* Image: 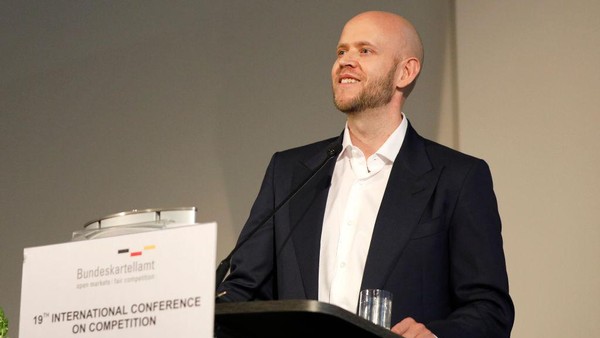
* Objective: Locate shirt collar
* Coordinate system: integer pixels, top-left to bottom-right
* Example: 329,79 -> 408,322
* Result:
340,112 -> 408,163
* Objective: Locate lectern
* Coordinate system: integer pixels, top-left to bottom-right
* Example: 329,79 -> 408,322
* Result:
215,300 -> 401,338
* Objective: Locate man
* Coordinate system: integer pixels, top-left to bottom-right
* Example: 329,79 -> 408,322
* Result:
217,11 -> 514,338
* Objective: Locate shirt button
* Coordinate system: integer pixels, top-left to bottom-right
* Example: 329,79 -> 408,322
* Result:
340,262 -> 346,268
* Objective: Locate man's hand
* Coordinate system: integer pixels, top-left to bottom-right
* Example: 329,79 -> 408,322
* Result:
391,317 -> 436,338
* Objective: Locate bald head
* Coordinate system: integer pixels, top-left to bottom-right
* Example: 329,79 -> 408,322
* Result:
332,11 -> 424,113
344,11 -> 424,64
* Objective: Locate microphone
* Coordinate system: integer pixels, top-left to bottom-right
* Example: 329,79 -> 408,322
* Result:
215,139 -> 342,291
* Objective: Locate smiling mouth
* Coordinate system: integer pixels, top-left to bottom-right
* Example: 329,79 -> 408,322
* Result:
340,78 -> 359,84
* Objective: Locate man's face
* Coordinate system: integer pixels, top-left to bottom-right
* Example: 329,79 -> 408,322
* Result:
331,17 -> 401,114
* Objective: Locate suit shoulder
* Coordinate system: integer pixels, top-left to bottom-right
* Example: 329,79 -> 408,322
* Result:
275,136 -> 338,160
420,138 -> 497,192
423,138 -> 488,169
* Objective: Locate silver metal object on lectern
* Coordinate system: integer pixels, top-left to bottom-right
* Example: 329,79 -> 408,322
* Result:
72,207 -> 197,241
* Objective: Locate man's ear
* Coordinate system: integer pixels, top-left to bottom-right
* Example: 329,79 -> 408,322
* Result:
396,57 -> 421,89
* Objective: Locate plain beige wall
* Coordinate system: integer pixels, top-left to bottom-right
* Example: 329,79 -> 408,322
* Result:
0,2 -> 455,337
456,0 -> 600,336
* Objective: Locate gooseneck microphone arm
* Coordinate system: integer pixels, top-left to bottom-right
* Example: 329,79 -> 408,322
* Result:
215,140 -> 342,291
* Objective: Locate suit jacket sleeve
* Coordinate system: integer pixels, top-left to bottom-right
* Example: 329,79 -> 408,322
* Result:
216,153 -> 279,302
427,159 -> 514,338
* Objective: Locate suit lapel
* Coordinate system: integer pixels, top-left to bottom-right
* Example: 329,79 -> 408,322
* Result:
361,123 -> 443,289
290,136 -> 341,299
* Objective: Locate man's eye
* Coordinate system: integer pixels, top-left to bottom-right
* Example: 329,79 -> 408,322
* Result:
360,48 -> 371,54
337,50 -> 346,56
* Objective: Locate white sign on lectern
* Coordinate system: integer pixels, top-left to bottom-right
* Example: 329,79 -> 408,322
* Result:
19,222 -> 217,338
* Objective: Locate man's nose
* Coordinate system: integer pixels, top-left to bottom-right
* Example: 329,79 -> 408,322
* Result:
338,51 -> 358,68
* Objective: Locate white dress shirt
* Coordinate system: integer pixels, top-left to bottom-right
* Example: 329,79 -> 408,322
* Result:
318,114 -> 408,313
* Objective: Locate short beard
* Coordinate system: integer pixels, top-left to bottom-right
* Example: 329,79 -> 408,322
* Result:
333,64 -> 397,114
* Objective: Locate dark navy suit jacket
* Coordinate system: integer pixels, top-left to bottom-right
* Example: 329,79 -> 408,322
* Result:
217,122 -> 515,338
